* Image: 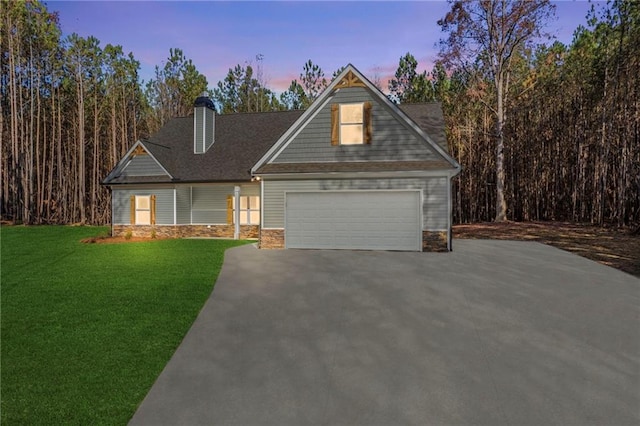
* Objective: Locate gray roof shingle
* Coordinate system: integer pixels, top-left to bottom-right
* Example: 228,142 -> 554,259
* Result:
256,160 -> 454,174
105,103 -> 449,185
398,102 -> 448,152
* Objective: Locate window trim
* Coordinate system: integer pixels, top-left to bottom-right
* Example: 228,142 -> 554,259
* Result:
130,194 -> 155,225
339,102 -> 364,145
331,101 -> 372,146
232,195 -> 260,225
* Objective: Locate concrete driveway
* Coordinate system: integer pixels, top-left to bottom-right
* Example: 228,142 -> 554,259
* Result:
130,240 -> 640,426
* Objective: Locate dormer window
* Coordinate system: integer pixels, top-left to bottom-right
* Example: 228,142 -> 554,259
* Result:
340,103 -> 364,144
331,101 -> 372,146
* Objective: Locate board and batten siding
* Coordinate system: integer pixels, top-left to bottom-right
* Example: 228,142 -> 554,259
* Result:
263,178 -> 448,231
273,87 -> 439,163
112,187 -> 174,225
120,155 -> 167,177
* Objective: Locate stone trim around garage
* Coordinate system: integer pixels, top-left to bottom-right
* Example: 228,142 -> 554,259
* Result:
422,230 -> 449,252
259,229 -> 285,249
112,224 -> 259,240
260,229 -> 450,252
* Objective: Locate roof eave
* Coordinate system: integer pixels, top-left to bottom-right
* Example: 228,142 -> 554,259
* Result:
254,169 -> 456,180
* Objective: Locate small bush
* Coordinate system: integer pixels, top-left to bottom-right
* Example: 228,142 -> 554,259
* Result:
150,229 -> 157,239
124,230 -> 132,240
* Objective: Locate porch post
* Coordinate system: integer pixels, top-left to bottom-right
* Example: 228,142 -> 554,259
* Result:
234,186 -> 240,240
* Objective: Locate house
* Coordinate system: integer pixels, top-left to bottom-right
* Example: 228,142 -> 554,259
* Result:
103,64 -> 461,251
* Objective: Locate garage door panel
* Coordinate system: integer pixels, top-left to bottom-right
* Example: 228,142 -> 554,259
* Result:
285,191 -> 420,251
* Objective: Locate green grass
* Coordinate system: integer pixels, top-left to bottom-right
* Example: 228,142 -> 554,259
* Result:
1,226 -> 249,425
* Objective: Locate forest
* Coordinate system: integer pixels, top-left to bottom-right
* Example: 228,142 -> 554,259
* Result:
1,0 -> 638,227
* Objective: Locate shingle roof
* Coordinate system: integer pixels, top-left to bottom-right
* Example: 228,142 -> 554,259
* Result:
105,110 -> 304,184
256,160 -> 454,174
104,102 -> 450,185
398,103 -> 448,152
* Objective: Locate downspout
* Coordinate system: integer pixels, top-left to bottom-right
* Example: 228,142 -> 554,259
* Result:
448,177 -> 452,251
110,186 -> 114,236
234,185 -> 240,240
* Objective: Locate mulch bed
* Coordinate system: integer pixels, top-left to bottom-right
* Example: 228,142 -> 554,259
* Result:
454,221 -> 640,278
80,235 -> 167,244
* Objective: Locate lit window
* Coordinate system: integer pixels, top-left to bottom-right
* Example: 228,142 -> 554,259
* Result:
233,196 -> 260,225
331,102 -> 371,146
340,103 -> 364,145
135,195 -> 151,225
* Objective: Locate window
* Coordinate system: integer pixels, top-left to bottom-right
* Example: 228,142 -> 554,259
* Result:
232,196 -> 260,225
130,195 -> 155,225
340,103 -> 364,144
331,101 -> 372,146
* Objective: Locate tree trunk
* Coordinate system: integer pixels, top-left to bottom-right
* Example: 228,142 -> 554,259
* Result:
495,79 -> 507,221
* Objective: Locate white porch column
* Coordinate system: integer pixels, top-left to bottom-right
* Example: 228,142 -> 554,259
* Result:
234,186 -> 241,240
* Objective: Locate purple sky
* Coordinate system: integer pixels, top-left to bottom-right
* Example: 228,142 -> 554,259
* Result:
49,1 -> 600,93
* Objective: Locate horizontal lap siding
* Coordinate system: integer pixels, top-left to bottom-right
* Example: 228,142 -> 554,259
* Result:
263,178 -> 448,230
121,155 -> 167,176
176,186 -> 191,224
192,186 -> 232,224
423,178 -> 448,230
112,187 -> 174,225
191,183 -> 259,224
273,87 -> 438,163
240,184 -> 260,197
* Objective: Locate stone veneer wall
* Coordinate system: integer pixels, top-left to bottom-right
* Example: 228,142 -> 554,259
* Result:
112,225 -> 259,240
259,229 -> 285,249
259,229 -> 449,251
422,230 -> 449,252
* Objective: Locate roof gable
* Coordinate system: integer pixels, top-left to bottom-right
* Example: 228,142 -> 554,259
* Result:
103,141 -> 172,184
104,110 -> 304,185
270,86 -> 442,164
252,64 -> 460,174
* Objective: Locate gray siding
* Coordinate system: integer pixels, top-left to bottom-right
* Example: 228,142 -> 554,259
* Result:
191,185 -> 233,224
121,155 -> 167,176
194,107 -> 215,154
263,177 -> 448,231
112,187 -> 174,225
240,183 -> 260,197
112,183 -> 260,225
273,87 -> 438,163
190,183 -> 259,224
194,108 -> 203,153
176,185 -> 191,224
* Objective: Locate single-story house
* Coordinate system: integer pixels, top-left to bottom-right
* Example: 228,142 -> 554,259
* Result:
103,64 -> 461,251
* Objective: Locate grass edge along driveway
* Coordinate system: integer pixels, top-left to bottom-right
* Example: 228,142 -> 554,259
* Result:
1,226 -> 249,425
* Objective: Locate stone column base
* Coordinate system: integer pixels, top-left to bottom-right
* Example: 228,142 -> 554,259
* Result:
422,230 -> 449,252
260,229 -> 284,249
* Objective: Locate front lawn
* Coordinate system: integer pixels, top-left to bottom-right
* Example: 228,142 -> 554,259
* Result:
1,226 -> 248,425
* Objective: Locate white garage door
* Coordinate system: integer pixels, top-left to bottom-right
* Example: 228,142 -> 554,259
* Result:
285,191 -> 421,251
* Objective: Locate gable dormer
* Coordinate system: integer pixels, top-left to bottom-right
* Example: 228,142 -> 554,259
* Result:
252,64 -> 461,175
194,93 -> 215,154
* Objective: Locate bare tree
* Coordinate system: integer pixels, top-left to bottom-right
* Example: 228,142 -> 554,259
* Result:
438,0 -> 555,221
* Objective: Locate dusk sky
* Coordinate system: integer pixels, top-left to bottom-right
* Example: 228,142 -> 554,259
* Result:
49,1 -> 600,93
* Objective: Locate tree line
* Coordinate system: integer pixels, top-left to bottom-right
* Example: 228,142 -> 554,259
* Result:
437,0 -> 639,226
1,0 -> 638,227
